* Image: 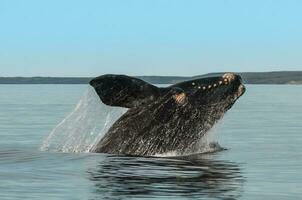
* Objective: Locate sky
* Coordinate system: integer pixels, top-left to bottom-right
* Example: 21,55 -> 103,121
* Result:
0,0 -> 302,77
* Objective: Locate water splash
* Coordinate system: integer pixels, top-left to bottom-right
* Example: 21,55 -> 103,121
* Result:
154,129 -> 222,157
41,85 -> 226,155
196,123 -> 222,153
154,121 -> 224,157
40,86 -> 127,153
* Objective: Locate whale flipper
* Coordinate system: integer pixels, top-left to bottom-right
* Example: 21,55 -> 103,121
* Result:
89,74 -> 161,108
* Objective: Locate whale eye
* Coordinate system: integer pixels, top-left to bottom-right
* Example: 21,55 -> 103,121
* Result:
219,81 -> 223,85
208,85 -> 212,89
213,83 -> 217,87
173,92 -> 186,105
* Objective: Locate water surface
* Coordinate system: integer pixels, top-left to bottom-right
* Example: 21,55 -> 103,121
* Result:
0,85 -> 301,199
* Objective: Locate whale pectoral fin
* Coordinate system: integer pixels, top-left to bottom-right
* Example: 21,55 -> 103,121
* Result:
89,74 -> 160,108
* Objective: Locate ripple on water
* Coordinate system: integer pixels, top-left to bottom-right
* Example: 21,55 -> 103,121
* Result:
87,154 -> 245,200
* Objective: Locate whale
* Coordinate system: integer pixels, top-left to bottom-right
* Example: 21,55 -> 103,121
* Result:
89,73 -> 245,156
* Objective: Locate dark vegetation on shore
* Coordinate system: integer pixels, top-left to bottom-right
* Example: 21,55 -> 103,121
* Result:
0,71 -> 302,84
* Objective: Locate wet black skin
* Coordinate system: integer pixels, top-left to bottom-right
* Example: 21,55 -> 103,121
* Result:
89,73 -> 245,156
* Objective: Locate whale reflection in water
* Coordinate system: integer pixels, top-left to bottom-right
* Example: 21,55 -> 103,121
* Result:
87,154 -> 244,200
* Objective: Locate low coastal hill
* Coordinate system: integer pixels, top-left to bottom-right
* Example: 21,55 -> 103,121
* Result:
0,71 -> 302,84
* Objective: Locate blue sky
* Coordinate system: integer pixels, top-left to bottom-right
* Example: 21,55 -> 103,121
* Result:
0,0 -> 301,76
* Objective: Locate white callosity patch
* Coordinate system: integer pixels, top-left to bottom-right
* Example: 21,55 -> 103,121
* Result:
222,73 -> 236,82
40,86 -> 127,153
194,73 -> 236,92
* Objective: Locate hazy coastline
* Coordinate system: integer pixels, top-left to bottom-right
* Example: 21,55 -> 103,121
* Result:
1,71 -> 302,84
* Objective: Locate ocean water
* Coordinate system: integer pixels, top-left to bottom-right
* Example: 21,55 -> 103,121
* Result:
0,84 -> 301,200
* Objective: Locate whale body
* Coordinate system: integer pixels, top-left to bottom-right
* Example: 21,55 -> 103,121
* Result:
89,73 -> 245,156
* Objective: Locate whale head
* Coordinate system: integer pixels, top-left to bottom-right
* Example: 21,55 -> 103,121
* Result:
171,73 -> 245,112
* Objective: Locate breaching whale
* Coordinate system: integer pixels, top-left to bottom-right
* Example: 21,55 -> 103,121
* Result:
89,73 -> 245,156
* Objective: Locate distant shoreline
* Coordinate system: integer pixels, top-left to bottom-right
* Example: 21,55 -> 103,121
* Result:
1,71 -> 302,84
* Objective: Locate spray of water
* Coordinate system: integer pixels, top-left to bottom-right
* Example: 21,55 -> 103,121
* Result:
40,86 -> 127,153
154,120 -> 225,157
41,85 -> 225,156
195,122 -> 224,153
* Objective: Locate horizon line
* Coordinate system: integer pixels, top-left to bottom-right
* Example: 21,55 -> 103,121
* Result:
1,70 -> 302,78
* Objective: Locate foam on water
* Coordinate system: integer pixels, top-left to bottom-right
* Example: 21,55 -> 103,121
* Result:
40,86 -> 127,153
154,126 -> 223,157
